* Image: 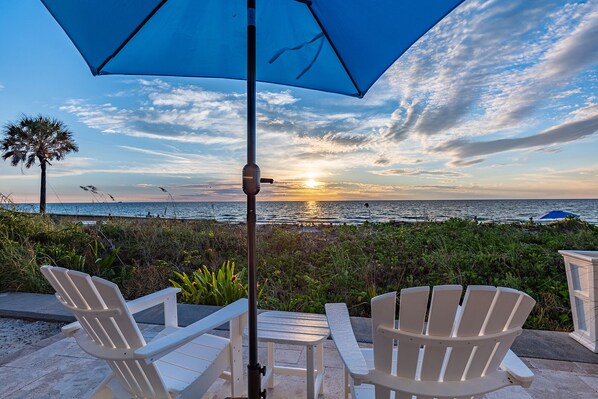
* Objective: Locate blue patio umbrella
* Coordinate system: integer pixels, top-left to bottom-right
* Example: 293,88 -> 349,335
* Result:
40,1 -> 464,396
539,210 -> 579,220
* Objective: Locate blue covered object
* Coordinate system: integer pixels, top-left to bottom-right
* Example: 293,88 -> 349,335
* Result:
539,210 -> 579,220
41,0 -> 463,97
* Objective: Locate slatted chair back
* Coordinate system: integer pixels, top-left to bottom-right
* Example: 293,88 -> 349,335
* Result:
41,266 -> 171,399
371,285 -> 535,399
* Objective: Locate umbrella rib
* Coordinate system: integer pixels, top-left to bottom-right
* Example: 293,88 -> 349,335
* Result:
96,0 -> 169,74
303,4 -> 362,97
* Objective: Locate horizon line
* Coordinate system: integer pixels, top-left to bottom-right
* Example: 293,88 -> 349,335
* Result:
7,197 -> 598,205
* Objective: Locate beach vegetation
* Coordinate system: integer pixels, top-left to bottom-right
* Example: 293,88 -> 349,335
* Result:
1,115 -> 78,213
170,260 -> 251,306
1,207 -> 598,331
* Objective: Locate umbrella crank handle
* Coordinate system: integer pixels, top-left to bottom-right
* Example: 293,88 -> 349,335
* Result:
242,164 -> 273,195
243,164 -> 261,195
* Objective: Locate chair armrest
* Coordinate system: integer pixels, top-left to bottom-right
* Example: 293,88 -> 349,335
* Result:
325,303 -> 369,377
501,349 -> 534,388
126,287 -> 181,314
135,298 -> 248,362
62,321 -> 81,336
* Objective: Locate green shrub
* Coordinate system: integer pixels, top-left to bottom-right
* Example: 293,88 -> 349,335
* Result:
170,260 -> 251,306
2,207 -> 598,332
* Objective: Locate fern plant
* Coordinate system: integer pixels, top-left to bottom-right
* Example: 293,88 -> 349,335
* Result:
171,260 -> 259,306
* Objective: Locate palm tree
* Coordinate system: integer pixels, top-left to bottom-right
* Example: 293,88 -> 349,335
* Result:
1,115 -> 78,213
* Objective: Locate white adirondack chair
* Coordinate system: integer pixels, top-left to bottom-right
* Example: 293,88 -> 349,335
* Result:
326,285 -> 536,399
40,265 -> 247,399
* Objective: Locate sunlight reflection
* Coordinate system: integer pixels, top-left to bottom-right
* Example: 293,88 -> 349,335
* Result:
304,200 -> 323,221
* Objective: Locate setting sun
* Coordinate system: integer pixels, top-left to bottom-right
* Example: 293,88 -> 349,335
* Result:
304,179 -> 320,189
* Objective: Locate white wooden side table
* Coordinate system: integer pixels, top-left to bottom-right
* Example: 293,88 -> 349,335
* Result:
252,311 -> 330,399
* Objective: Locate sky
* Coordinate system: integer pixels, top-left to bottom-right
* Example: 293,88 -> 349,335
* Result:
0,0 -> 597,203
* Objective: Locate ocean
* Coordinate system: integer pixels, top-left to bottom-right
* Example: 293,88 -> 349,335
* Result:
8,199 -> 598,225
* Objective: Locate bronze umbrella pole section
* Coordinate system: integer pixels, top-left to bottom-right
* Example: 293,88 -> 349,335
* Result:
242,1 -> 274,397
242,0 -> 264,398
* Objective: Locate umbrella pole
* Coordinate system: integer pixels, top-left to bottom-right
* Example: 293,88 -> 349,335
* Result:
244,1 -> 264,398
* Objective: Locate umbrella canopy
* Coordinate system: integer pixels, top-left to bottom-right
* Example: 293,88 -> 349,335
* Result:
539,210 -> 579,220
42,0 -> 462,97
40,1 -> 465,397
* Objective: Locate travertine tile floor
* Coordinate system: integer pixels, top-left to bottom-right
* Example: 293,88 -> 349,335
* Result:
0,323 -> 597,398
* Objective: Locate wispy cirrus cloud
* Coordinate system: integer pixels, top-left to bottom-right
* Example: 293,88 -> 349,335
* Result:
369,168 -> 466,178
114,145 -> 240,177
118,145 -> 190,160
0,157 -> 95,179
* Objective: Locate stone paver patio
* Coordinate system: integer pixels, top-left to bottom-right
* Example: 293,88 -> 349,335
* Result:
0,322 -> 597,399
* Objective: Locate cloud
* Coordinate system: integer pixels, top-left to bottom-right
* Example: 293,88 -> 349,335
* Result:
380,104 -> 419,142
119,145 -> 189,160
61,80 -> 375,159
148,88 -> 226,107
534,147 -> 561,154
104,148 -> 240,177
258,91 -> 299,106
375,0 -> 598,160
370,168 -> 466,178
449,158 -> 485,167
537,7 -> 598,79
553,89 -> 582,99
53,2 -> 598,196
487,6 -> 598,127
436,112 -> 598,160
60,83 -> 248,147
0,156 -> 95,179
135,183 -> 160,188
59,78 -> 392,187
62,99 -> 243,145
407,185 -> 460,191
509,165 -> 598,196
291,132 -> 372,155
374,157 -> 390,166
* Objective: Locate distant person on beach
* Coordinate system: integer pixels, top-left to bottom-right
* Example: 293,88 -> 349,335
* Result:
146,212 -> 152,218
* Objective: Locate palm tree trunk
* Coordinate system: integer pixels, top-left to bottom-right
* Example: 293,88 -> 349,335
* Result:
40,161 -> 47,214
